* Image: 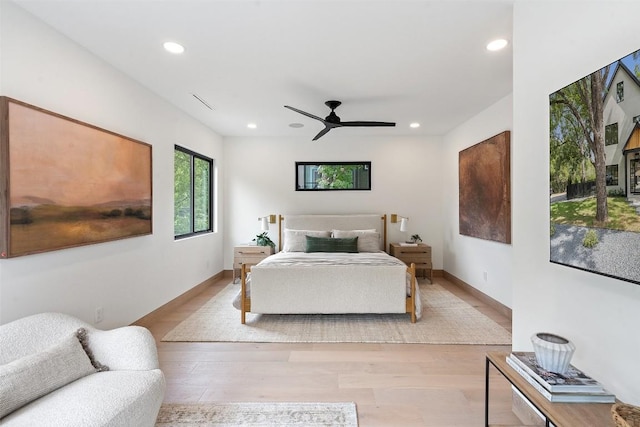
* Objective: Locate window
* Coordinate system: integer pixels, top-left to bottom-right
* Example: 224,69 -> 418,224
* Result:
174,145 -> 213,238
605,123 -> 618,146
295,161 -> 371,191
606,165 -> 619,186
616,81 -> 624,102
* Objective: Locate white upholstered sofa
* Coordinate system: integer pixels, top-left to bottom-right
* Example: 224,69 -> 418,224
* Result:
0,312 -> 165,426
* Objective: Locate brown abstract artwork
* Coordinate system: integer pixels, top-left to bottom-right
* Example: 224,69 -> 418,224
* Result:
0,97 -> 152,258
459,131 -> 511,244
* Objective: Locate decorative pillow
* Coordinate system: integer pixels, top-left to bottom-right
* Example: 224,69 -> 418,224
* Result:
0,334 -> 97,418
75,328 -> 109,372
332,229 -> 381,252
282,229 -> 331,252
305,235 -> 358,253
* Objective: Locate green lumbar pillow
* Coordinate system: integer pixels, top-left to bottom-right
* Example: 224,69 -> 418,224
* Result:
305,235 -> 358,253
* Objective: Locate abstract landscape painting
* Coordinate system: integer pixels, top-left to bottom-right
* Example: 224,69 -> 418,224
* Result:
0,97 -> 152,258
459,131 -> 511,244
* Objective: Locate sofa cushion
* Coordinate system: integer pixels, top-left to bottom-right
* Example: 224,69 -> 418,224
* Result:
0,370 -> 166,427
0,334 -> 96,418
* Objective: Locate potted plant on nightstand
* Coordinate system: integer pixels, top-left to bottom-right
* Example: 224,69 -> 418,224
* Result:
253,232 -> 275,250
410,234 -> 422,244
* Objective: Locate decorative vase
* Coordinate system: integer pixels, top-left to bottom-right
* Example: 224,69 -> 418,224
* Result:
530,332 -> 576,374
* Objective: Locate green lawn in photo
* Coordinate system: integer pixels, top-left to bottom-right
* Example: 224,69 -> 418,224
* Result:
550,197 -> 640,233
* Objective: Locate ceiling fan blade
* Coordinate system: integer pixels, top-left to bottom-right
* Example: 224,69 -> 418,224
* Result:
312,126 -> 333,141
284,105 -> 326,123
340,121 -> 396,127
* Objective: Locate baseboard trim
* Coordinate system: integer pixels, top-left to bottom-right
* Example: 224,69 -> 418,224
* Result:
443,271 -> 512,321
133,271 -> 225,325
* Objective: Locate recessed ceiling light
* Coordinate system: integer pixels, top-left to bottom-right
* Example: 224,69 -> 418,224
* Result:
486,39 -> 508,51
247,123 -> 257,129
163,41 -> 185,54
289,123 -> 304,128
410,122 -> 420,129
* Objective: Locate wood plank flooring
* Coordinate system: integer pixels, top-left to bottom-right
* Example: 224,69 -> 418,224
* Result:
136,276 -> 521,426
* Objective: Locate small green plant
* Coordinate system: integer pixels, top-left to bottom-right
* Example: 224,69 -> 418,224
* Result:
582,229 -> 598,248
253,232 -> 275,248
550,223 -> 556,236
410,234 -> 422,243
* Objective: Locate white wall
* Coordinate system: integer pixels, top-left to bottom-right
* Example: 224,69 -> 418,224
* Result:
512,1 -> 640,404
223,135 -> 443,270
442,94 -> 513,308
0,2 -> 224,328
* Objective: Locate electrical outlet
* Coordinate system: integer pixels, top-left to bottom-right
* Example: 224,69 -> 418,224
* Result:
95,307 -> 104,323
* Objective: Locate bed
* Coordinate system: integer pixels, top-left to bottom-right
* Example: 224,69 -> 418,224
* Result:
238,214 -> 420,323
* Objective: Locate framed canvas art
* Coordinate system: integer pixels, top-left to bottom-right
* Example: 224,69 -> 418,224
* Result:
0,97 -> 152,258
549,48 -> 640,285
459,131 -> 511,244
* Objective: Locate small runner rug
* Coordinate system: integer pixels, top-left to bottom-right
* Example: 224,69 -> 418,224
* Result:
155,402 -> 357,427
161,281 -> 511,344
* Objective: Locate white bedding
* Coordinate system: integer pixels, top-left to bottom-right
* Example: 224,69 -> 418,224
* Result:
236,251 -> 421,319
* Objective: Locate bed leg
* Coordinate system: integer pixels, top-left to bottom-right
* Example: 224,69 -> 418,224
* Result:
241,264 -> 247,324
410,263 -> 416,323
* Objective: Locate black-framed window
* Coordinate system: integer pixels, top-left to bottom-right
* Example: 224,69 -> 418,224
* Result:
605,123 -> 618,146
295,161 -> 371,191
174,145 -> 213,238
606,165 -> 619,186
616,81 -> 624,103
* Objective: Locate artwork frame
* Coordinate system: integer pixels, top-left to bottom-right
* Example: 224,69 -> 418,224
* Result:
458,131 -> 511,244
549,49 -> 640,285
0,97 -> 152,258
295,161 -> 371,191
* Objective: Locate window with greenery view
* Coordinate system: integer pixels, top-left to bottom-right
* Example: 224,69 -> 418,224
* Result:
295,161 -> 371,190
174,146 -> 213,238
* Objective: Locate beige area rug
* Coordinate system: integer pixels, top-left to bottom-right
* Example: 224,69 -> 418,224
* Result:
162,282 -> 511,344
155,402 -> 357,426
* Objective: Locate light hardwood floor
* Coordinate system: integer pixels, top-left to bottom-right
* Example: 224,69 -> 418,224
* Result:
136,276 -> 521,426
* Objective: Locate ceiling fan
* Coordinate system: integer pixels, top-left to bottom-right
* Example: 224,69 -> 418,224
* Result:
284,100 -> 396,141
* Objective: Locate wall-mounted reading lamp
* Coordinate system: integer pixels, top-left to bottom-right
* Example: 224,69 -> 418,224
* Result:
258,214 -> 277,231
390,214 -> 408,232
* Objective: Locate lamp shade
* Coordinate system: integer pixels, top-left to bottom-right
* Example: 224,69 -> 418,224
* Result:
260,217 -> 269,231
399,217 -> 408,232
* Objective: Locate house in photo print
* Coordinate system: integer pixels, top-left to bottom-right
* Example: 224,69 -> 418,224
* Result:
604,54 -> 640,196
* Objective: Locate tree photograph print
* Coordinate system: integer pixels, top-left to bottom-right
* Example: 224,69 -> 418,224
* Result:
549,48 -> 640,285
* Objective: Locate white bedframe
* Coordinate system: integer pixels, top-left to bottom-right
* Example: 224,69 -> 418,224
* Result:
240,214 -> 418,323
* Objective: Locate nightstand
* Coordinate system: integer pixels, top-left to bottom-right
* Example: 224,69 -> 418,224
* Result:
233,245 -> 274,283
389,242 -> 432,282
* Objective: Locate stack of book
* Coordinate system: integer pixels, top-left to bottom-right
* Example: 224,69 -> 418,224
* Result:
506,352 -> 615,403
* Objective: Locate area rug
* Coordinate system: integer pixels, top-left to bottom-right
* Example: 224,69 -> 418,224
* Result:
155,402 -> 357,426
161,282 -> 511,344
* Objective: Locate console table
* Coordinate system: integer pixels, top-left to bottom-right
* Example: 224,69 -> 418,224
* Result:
485,351 -> 615,426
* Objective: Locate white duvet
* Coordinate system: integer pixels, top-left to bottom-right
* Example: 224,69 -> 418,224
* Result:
234,251 -> 422,319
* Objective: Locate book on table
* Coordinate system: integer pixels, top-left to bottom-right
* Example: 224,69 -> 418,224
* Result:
506,352 -> 615,403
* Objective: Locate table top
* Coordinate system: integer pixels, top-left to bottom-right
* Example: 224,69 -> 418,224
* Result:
486,351 -> 616,426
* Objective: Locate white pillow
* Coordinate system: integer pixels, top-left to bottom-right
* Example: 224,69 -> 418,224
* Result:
282,229 -> 331,252
0,334 -> 96,418
332,230 -> 381,252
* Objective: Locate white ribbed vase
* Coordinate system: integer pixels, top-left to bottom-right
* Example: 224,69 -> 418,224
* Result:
530,332 -> 575,374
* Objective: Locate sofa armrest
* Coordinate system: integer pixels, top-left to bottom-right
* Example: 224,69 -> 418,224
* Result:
87,325 -> 160,371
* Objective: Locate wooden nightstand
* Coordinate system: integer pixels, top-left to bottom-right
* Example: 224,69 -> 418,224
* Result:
233,245 -> 274,283
389,242 -> 432,282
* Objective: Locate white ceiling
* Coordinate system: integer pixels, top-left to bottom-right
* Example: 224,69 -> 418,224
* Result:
11,0 -> 514,140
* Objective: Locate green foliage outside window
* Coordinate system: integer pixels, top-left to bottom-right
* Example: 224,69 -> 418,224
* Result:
174,146 -> 213,238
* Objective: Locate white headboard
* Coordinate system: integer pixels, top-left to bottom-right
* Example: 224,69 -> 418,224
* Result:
278,214 -> 387,252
